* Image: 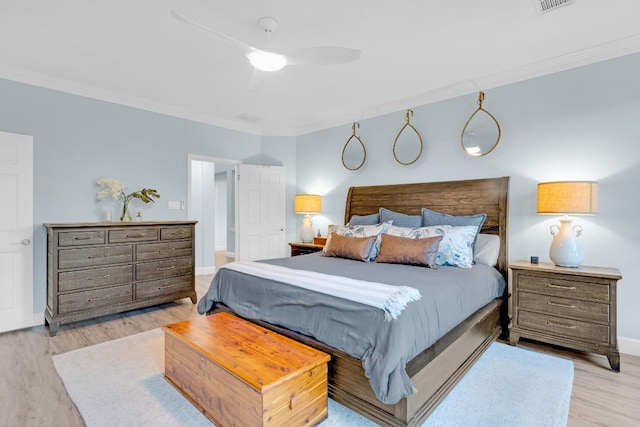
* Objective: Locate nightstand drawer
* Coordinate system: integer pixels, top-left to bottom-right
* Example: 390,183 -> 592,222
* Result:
519,291 -> 609,324
518,273 -> 609,303
519,310 -> 610,345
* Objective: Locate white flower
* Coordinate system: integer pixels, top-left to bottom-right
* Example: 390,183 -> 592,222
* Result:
96,178 -> 125,202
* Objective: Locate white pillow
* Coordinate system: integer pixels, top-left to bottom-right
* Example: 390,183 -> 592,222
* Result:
474,234 -> 500,267
385,225 -> 478,268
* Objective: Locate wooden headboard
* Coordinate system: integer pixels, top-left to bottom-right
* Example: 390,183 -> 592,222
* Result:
344,176 -> 510,279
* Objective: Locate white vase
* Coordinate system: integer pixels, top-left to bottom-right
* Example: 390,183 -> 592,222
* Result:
300,216 -> 314,243
549,217 -> 584,267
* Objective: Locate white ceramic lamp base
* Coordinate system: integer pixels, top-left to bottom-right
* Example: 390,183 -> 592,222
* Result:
300,215 -> 314,243
549,217 -> 584,267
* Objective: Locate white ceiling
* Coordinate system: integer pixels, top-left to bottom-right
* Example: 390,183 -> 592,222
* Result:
2,0 -> 640,136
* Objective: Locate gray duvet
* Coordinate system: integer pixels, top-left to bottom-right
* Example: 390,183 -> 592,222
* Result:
197,253 -> 506,404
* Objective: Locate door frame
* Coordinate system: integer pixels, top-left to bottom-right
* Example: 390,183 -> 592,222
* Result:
187,154 -> 239,274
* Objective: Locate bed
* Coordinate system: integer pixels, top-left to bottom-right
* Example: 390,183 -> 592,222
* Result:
200,176 -> 510,427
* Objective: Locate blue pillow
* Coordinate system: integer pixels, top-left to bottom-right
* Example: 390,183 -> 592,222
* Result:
379,207 -> 422,228
421,208 -> 486,252
347,213 -> 380,226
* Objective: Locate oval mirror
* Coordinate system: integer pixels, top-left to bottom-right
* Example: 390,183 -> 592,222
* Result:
342,123 -> 366,171
461,92 -> 501,157
393,110 -> 423,165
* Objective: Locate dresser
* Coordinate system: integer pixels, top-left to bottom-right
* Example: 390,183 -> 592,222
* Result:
509,260 -> 622,371
45,221 -> 197,336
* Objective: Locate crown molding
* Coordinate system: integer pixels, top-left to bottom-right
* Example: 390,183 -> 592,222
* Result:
2,31 -> 640,139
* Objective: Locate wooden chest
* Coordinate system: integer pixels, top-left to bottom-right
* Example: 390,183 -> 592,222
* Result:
162,313 -> 330,427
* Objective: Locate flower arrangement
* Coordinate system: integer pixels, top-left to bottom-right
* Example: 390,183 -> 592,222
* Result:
96,178 -> 160,221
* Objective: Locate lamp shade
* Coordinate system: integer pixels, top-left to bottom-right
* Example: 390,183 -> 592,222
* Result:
537,181 -> 598,215
294,194 -> 322,214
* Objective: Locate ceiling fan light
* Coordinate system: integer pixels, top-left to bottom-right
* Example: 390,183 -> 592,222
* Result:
248,50 -> 287,71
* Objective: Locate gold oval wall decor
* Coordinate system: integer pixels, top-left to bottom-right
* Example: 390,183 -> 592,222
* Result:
460,91 -> 501,157
342,122 -> 367,171
393,109 -> 423,165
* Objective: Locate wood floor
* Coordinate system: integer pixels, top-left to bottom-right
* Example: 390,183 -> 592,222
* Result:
1,274 -> 638,427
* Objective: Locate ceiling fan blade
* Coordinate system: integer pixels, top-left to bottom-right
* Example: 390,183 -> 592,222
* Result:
170,10 -> 255,55
287,46 -> 363,66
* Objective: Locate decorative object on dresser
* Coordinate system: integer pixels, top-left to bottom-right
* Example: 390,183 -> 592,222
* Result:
537,181 -> 598,267
163,312 -> 330,427
393,109 -> 423,165
96,178 -> 160,222
294,193 -> 322,243
44,221 -> 197,336
289,241 -> 325,256
509,260 -> 621,371
461,91 -> 502,157
342,122 -> 366,171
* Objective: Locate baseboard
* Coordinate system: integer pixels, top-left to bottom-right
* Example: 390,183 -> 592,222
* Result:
225,251 -> 236,259
619,336 -> 640,356
196,266 -> 217,275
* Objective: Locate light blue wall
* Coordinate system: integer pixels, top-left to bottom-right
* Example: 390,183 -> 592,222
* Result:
0,78 -> 294,314
2,51 -> 638,345
296,52 -> 640,343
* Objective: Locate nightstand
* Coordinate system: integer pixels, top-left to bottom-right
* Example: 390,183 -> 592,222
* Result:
509,260 -> 622,371
289,242 -> 324,256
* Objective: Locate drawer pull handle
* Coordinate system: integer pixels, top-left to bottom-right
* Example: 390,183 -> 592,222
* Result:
126,234 -> 145,238
546,301 -> 576,309
156,266 -> 176,271
88,295 -> 110,302
87,254 -> 110,259
545,283 -> 576,290
545,320 -> 576,329
158,285 -> 174,289
74,236 -> 92,240
87,274 -> 110,281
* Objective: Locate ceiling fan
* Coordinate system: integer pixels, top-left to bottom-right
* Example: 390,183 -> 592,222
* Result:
170,10 -> 363,72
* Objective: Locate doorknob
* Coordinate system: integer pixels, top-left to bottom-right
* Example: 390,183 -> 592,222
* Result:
22,239 -> 31,245
280,228 -> 285,231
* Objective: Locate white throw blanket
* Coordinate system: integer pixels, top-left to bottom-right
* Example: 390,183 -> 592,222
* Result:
220,261 -> 421,321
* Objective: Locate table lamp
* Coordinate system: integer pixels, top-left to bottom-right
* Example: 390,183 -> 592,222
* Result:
294,194 -> 322,243
537,181 -> 597,267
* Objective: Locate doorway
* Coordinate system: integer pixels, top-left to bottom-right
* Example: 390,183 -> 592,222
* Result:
188,155 -> 238,274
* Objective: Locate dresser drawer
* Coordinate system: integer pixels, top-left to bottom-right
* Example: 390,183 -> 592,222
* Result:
58,230 -> 106,247
58,284 -> 133,314
136,275 -> 193,299
518,273 -> 609,303
160,226 -> 193,240
518,310 -> 610,345
58,245 -> 133,269
136,257 -> 194,281
136,241 -> 193,262
109,228 -> 158,243
518,292 -> 609,323
58,265 -> 133,292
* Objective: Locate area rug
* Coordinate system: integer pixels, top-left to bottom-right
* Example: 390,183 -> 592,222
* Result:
53,328 -> 573,427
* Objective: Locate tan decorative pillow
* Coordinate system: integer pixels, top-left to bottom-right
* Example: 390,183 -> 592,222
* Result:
322,233 -> 377,262
375,233 -> 443,268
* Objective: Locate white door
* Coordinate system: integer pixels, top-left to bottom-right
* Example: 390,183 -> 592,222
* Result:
236,164 -> 285,261
0,131 -> 34,333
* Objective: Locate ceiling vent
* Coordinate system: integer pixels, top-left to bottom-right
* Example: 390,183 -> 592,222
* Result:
234,113 -> 262,123
535,0 -> 574,13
